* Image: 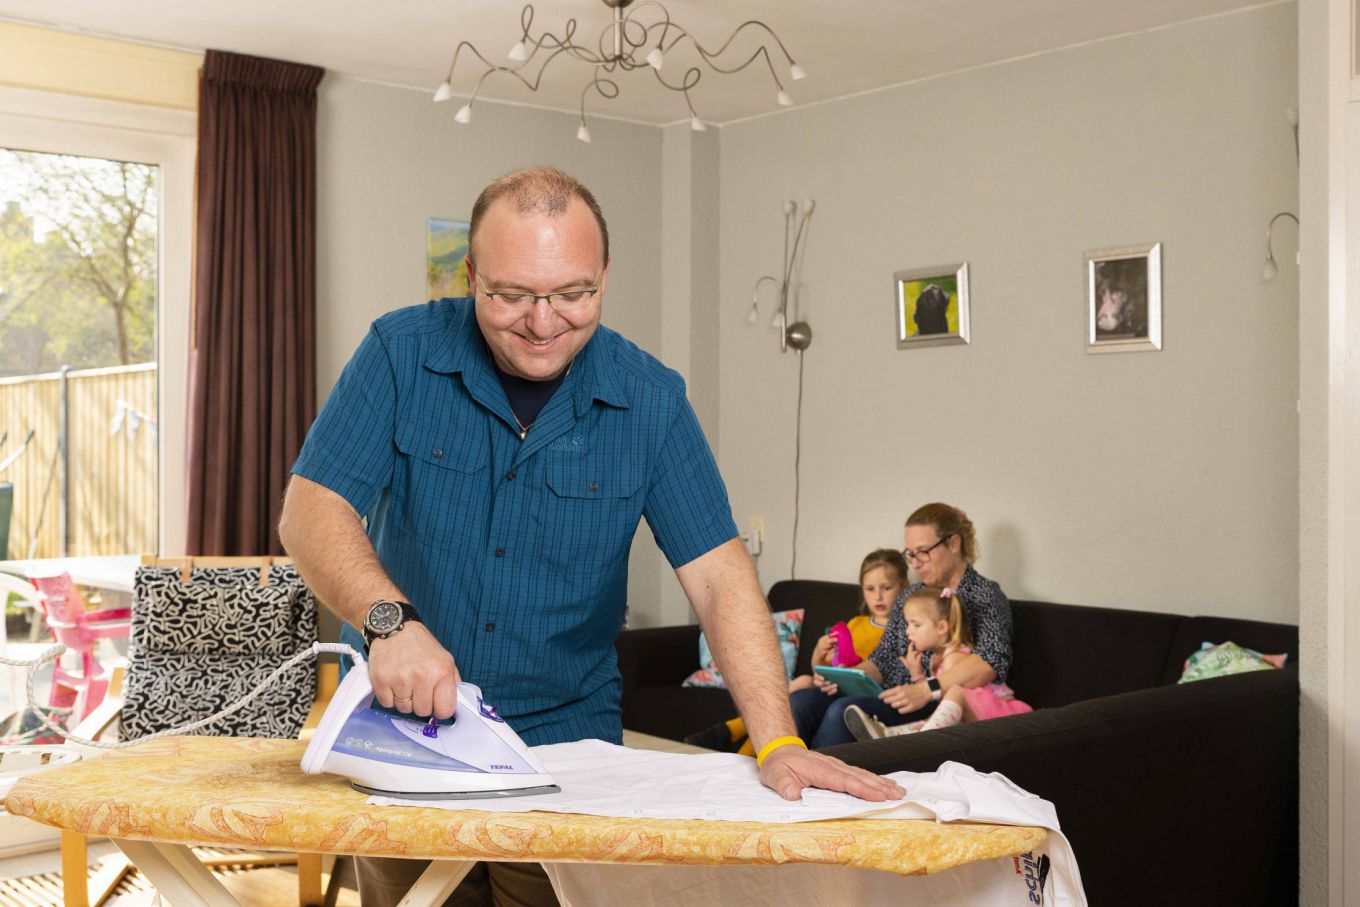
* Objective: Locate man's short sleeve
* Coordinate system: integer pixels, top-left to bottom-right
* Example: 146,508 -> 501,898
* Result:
291,325 -> 397,516
642,400 -> 738,569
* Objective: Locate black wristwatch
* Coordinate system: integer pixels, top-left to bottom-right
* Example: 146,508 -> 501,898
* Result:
362,599 -> 421,648
926,676 -> 942,701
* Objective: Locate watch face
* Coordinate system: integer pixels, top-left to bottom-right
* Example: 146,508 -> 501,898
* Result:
366,600 -> 402,633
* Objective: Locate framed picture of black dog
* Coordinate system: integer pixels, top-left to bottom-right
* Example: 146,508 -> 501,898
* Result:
1086,242 -> 1162,353
894,262 -> 970,349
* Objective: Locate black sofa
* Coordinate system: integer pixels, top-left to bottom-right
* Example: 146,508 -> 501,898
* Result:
615,579 -> 1299,905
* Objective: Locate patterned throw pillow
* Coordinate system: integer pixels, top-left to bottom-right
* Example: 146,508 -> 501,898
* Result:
682,609 -> 804,689
1178,641 -> 1288,684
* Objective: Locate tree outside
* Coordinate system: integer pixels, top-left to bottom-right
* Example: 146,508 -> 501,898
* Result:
0,149 -> 157,377
0,148 -> 159,564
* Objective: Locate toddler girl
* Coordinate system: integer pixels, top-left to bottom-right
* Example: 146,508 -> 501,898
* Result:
844,585 -> 1031,739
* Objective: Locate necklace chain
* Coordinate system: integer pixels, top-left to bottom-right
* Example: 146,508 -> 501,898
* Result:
513,412 -> 533,440
508,360 -> 573,441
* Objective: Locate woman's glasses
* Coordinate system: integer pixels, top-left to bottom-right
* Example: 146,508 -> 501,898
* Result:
902,534 -> 951,564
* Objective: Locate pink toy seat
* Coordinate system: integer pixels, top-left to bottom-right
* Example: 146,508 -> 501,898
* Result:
828,621 -> 862,668
29,573 -> 130,721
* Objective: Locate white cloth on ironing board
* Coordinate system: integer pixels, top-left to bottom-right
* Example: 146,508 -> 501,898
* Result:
367,740 -> 1086,906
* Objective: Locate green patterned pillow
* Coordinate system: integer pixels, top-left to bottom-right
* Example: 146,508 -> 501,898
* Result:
682,609 -> 804,689
1178,641 -> 1287,684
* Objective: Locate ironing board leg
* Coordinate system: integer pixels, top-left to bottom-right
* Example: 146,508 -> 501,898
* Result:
395,859 -> 475,907
113,839 -> 241,907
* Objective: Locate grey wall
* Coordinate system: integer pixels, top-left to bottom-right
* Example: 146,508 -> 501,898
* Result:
717,5 -> 1300,621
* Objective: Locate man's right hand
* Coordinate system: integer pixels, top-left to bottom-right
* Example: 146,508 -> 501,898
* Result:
368,622 -> 460,719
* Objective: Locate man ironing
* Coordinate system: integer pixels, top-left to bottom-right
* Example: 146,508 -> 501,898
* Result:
279,166 -> 902,906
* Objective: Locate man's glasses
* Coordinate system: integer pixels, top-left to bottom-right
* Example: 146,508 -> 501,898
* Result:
471,266 -> 602,313
902,535 -> 951,564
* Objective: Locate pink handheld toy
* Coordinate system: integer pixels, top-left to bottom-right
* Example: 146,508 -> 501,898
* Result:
828,621 -> 861,667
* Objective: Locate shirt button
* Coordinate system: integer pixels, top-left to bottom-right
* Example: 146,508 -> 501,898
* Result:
588,481 -> 598,493
495,547 -> 505,557
432,448 -> 443,458
485,622 -> 495,632
506,471 -> 516,481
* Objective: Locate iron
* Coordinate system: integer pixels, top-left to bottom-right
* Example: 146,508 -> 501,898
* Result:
300,656 -> 559,799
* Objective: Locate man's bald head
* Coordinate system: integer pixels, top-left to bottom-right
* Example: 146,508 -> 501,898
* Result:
468,166 -> 609,267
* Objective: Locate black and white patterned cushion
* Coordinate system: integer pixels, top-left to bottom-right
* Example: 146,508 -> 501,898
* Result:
122,565 -> 318,740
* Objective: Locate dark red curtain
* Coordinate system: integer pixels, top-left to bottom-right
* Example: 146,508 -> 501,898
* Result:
187,50 -> 324,555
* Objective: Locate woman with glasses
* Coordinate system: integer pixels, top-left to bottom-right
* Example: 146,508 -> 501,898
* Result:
789,502 -> 1014,748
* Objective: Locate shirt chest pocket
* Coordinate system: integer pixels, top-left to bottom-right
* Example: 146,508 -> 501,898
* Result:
393,421 -> 487,548
539,458 -> 645,571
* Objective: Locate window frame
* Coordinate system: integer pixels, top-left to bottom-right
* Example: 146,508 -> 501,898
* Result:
0,85 -> 195,555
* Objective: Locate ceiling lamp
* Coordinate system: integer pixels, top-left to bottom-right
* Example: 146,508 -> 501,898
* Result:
432,0 -> 807,141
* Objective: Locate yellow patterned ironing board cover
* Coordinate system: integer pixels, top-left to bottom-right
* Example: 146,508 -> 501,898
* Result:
7,736 -> 1046,876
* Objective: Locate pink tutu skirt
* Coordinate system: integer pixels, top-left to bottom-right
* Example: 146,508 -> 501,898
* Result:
959,682 -> 1033,720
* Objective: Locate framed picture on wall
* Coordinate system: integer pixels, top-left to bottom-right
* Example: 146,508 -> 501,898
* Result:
894,262 -> 970,349
1086,242 -> 1162,353
427,217 -> 470,300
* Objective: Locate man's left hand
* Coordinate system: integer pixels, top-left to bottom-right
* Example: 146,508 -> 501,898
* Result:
758,746 -> 905,802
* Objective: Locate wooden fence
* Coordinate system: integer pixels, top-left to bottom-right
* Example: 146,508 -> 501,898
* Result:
0,363 -> 157,559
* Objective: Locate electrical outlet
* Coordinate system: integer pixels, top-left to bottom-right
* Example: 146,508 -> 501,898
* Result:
744,517 -> 766,557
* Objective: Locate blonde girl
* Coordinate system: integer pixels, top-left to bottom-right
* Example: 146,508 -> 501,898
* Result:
686,548 -> 908,754
845,585 -> 1030,739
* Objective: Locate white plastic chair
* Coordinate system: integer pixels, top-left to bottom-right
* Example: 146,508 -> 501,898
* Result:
0,574 -> 46,715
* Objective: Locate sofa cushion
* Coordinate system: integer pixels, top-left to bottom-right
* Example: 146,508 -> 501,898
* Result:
1007,600 -> 1181,707
1158,614 -> 1299,686
619,685 -> 735,741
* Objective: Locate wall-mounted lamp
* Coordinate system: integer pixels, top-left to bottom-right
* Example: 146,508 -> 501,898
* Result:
747,200 -> 816,579
749,200 -> 815,352
1263,211 -> 1298,281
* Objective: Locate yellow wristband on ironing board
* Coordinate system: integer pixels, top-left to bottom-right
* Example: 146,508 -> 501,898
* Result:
755,735 -> 808,767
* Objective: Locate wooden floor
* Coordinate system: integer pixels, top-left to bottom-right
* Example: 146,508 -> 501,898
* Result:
0,844 -> 361,907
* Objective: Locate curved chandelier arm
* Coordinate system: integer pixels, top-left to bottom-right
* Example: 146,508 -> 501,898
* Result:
622,1 -> 675,53
448,41 -> 584,113
664,19 -> 797,80
650,64 -> 702,95
517,10 -> 606,69
579,74 -> 621,118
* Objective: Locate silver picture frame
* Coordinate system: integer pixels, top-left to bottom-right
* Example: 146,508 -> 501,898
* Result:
1086,242 -> 1162,353
894,262 -> 970,349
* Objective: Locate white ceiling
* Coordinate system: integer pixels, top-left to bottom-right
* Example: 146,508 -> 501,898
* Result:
0,0 -> 1274,125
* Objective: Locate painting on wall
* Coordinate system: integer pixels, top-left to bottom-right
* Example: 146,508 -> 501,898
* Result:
427,218 -> 470,300
894,263 -> 971,349
1086,242 -> 1162,353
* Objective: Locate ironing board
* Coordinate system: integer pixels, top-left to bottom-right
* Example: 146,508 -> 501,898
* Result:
7,736 -> 1048,907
